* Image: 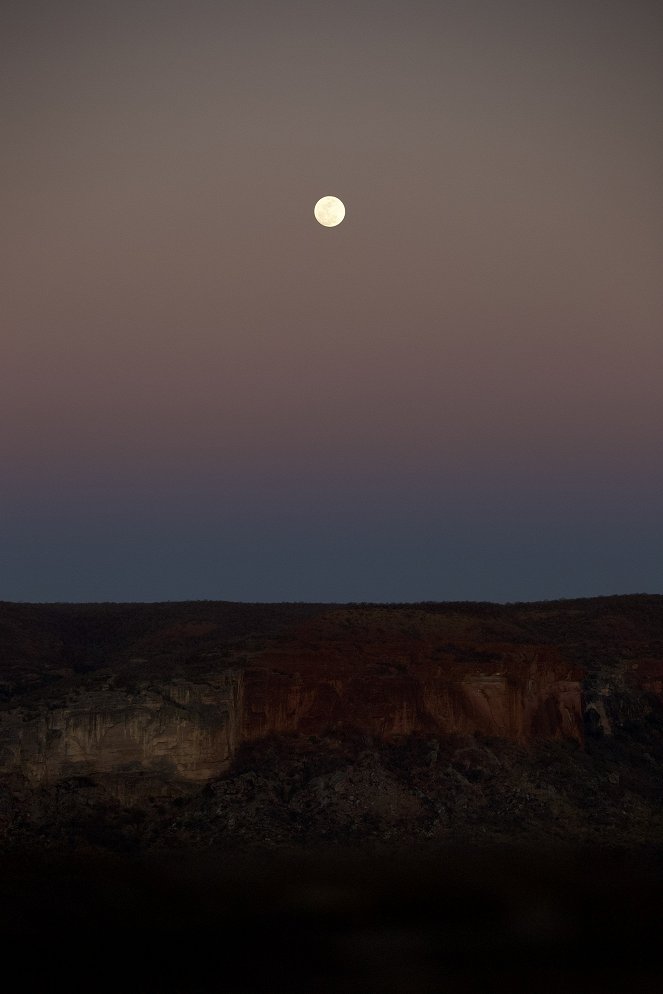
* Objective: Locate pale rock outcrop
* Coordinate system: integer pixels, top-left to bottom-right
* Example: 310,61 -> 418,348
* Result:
0,675 -> 241,786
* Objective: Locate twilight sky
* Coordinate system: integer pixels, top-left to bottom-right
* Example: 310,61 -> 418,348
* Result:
2,0 -> 662,603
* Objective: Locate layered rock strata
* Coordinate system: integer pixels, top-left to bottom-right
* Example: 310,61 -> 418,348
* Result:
0,677 -> 240,786
0,642 -> 583,790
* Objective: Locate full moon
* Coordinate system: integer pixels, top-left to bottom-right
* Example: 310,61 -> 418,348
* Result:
314,196 -> 345,227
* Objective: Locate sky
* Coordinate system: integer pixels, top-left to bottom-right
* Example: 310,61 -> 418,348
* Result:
2,0 -> 662,603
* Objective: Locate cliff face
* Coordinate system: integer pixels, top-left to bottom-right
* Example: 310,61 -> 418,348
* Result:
0,619 -> 583,791
1,597 -> 661,796
0,676 -> 241,787
241,642 -> 583,745
0,597 -> 662,851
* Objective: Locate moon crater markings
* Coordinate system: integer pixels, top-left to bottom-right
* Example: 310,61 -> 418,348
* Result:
314,196 -> 345,227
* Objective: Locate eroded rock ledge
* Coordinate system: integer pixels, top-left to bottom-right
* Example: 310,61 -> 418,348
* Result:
0,597 -> 661,801
0,642 -> 582,791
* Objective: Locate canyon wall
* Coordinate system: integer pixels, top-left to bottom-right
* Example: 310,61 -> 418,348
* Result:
0,676 -> 241,787
241,643 -> 583,745
0,640 -> 583,791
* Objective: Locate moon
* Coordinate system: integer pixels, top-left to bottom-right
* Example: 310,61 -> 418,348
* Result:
314,196 -> 345,227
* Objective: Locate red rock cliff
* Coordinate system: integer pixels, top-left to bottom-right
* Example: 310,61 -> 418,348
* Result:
0,607 -> 586,792
240,612 -> 583,745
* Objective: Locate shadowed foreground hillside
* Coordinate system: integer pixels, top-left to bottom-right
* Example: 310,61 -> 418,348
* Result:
1,596 -> 663,991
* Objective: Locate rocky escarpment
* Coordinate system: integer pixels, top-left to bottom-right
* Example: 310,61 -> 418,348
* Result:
241,640 -> 582,745
0,596 -> 662,851
0,655 -> 581,792
0,608 -> 584,793
0,676 -> 241,790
